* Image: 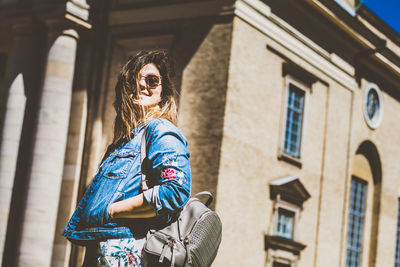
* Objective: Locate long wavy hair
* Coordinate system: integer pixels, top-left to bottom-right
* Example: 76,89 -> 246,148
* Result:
112,50 -> 178,144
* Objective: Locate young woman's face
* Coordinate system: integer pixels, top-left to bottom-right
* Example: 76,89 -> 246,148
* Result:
136,63 -> 162,107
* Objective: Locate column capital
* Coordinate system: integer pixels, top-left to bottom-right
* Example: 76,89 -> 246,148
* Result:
45,20 -> 80,46
66,0 -> 90,21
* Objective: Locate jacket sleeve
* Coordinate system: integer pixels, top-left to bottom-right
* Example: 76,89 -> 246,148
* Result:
142,119 -> 191,216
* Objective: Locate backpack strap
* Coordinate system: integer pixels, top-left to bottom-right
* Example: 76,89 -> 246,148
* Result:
193,191 -> 214,207
140,125 -> 149,191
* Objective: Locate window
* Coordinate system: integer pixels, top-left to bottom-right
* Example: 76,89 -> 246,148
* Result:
265,176 -> 309,267
366,89 -> 379,120
276,62 -> 318,168
363,82 -> 383,129
346,177 -> 367,267
395,199 -> 400,267
276,208 -> 295,239
283,81 -> 306,159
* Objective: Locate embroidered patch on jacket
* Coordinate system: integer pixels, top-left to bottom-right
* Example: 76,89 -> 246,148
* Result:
160,167 -> 178,181
160,167 -> 187,185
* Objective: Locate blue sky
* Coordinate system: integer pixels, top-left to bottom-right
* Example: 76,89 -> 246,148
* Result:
362,0 -> 400,34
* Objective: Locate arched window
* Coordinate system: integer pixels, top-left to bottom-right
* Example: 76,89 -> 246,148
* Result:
345,141 -> 382,267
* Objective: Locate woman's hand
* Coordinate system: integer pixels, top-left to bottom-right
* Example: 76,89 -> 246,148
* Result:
108,193 -> 157,219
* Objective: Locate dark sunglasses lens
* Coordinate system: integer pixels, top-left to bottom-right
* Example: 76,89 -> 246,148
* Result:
146,75 -> 160,87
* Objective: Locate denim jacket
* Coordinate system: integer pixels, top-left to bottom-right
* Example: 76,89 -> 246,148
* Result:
63,119 -> 191,244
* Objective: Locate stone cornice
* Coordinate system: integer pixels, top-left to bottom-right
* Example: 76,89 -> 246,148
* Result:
235,0 -> 357,90
357,5 -> 400,47
235,0 -> 400,87
108,0 -> 235,26
0,1 -> 91,30
310,0 -> 400,76
103,0 -> 400,82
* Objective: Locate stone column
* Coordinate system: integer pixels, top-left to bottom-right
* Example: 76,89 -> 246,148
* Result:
0,73 -> 26,264
50,90 -> 87,267
0,23 -> 41,264
17,25 -> 79,267
50,33 -> 91,267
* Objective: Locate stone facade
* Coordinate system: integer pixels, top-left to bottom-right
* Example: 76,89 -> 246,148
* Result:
0,0 -> 399,266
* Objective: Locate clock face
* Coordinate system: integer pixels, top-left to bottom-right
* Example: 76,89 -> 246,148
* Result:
363,83 -> 383,129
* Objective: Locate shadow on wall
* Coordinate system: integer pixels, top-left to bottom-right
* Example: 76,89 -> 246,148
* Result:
171,17 -> 233,210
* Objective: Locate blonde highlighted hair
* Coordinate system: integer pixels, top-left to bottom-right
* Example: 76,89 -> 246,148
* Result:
112,50 -> 178,144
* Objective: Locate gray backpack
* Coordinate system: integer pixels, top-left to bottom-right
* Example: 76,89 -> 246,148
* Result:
140,129 -> 222,267
143,192 -> 222,267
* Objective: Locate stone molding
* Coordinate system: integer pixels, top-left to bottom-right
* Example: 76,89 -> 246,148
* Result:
235,0 -> 400,88
265,234 -> 307,255
109,0 -> 235,25
105,0 -> 400,85
66,0 -> 90,21
269,176 -> 311,207
234,0 -> 357,91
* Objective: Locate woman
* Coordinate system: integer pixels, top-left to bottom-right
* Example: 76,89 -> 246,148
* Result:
63,50 -> 191,266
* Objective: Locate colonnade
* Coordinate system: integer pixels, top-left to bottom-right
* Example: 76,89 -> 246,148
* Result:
0,21 -> 86,267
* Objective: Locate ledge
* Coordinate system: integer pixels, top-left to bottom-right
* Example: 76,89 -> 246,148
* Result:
264,235 -> 306,255
278,152 -> 302,169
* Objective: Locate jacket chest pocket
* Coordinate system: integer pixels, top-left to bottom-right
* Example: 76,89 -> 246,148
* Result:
103,150 -> 138,179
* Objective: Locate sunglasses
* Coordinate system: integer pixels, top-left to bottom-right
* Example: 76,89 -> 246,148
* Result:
140,74 -> 162,88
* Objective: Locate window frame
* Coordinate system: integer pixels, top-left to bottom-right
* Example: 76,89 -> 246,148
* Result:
278,75 -> 309,167
276,207 -> 296,239
272,199 -> 300,241
345,176 -> 368,267
363,82 -> 383,130
266,176 -> 310,267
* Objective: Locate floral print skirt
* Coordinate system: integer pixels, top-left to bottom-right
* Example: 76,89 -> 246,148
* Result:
96,237 -> 146,267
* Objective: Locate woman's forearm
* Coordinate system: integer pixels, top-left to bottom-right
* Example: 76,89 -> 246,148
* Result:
108,193 -> 157,219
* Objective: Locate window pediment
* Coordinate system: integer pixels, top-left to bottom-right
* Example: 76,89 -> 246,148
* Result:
270,176 -> 310,206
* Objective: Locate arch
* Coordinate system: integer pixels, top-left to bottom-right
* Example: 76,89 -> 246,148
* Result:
348,140 -> 382,267
355,140 -> 382,186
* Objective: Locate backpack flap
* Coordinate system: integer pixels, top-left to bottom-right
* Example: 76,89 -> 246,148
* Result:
144,230 -> 186,267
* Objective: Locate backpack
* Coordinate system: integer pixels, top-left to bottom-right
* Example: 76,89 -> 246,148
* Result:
140,127 -> 222,266
142,192 -> 222,267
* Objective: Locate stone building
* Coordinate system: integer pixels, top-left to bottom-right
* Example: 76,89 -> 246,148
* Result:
0,0 -> 399,266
